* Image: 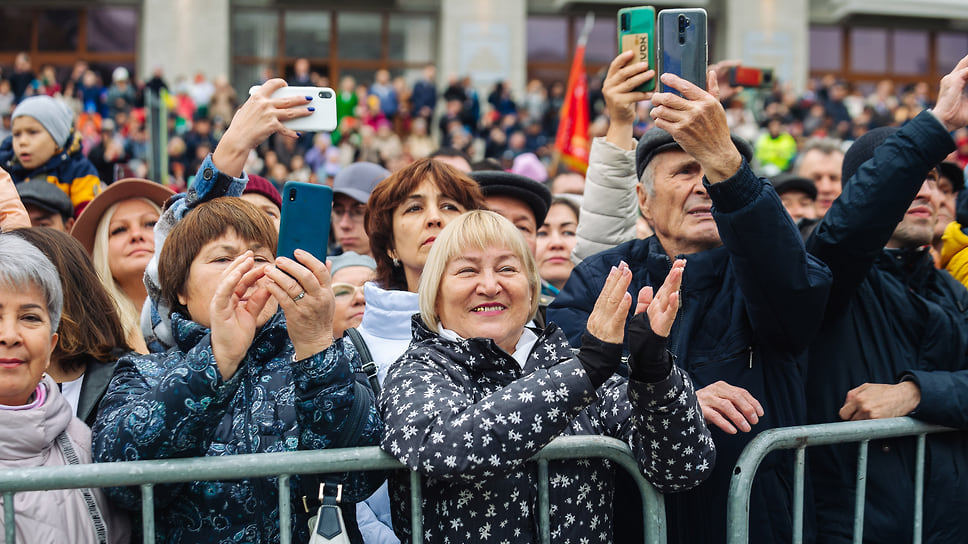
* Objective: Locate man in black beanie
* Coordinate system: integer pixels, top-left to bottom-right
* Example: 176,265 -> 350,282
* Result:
805,54 -> 968,544
549,50 -> 833,543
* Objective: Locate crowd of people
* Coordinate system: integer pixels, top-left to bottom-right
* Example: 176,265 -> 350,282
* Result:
0,42 -> 967,544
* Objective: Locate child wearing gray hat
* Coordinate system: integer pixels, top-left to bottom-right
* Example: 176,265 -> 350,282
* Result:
0,95 -> 102,216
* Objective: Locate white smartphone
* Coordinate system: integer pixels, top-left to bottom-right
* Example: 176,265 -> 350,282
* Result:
248,85 -> 338,132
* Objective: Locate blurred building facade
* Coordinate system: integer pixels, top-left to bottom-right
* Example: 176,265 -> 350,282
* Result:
1,0 -> 966,99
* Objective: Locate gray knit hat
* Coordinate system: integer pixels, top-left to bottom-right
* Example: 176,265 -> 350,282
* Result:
330,251 -> 376,276
11,96 -> 74,148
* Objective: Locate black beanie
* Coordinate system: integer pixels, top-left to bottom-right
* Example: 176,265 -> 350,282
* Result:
840,126 -> 898,187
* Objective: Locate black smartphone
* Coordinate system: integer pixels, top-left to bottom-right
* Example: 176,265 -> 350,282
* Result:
277,181 -> 333,263
617,6 -> 657,93
657,8 -> 708,96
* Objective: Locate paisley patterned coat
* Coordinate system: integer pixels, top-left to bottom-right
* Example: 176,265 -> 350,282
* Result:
380,317 -> 714,543
92,310 -> 384,543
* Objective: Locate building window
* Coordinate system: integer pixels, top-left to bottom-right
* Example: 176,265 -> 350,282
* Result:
231,7 -> 436,95
0,5 -> 138,84
809,26 -> 843,72
810,25 -> 967,91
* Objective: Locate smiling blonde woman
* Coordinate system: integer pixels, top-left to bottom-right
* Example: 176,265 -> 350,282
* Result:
380,210 -> 715,543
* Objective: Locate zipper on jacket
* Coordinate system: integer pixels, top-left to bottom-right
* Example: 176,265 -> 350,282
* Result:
748,346 -> 753,369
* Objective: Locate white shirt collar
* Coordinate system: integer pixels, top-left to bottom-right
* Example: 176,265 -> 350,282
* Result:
438,325 -> 539,370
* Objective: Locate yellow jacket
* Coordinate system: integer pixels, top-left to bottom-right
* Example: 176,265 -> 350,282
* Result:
940,220 -> 968,286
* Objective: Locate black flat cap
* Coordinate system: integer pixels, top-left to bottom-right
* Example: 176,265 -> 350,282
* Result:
470,170 -> 553,226
771,173 -> 817,200
16,181 -> 74,219
635,127 -> 754,181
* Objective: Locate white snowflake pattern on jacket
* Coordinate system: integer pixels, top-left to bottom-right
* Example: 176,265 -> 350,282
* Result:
380,317 -> 714,543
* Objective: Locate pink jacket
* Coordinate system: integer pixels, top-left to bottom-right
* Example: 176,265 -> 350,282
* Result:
0,375 -> 129,544
0,167 -> 29,231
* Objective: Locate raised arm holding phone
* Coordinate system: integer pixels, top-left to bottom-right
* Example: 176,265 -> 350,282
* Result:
549,44 -> 833,542
96,79 -> 382,544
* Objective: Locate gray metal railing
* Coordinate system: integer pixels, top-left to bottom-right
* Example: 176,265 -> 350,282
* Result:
726,417 -> 959,544
0,435 -> 665,544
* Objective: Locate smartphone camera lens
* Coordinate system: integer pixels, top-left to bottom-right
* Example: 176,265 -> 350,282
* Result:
319,90 -> 332,99
289,188 -> 297,202
620,13 -> 629,31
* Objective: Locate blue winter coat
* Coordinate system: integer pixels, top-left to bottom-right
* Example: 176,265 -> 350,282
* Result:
805,110 -> 968,544
549,161 -> 832,543
92,311 -> 385,543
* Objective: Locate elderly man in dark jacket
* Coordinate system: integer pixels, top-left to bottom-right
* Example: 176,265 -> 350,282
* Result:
805,54 -> 968,544
548,53 -> 832,543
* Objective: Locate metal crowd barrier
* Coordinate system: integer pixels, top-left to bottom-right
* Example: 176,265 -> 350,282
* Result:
0,435 -> 666,544
726,417 -> 959,544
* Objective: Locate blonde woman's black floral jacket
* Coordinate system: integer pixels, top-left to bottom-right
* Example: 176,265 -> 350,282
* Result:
380,316 -> 714,543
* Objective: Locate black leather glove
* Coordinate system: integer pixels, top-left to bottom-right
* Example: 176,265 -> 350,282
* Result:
577,331 -> 623,389
626,312 -> 673,383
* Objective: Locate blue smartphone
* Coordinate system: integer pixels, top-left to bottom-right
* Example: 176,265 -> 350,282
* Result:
277,181 -> 333,263
657,8 -> 708,96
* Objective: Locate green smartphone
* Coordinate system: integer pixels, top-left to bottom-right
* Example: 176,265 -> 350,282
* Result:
617,6 -> 657,93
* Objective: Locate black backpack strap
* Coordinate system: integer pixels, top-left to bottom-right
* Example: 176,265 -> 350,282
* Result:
345,327 -> 380,397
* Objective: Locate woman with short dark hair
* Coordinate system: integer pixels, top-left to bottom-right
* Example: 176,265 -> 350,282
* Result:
93,80 -> 384,544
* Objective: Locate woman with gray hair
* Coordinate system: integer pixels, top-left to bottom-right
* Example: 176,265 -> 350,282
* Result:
0,233 -> 128,543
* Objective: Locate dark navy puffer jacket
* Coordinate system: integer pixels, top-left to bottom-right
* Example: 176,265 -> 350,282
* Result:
549,161 -> 833,543
93,310 -> 384,544
380,317 -> 714,543
806,111 -> 968,544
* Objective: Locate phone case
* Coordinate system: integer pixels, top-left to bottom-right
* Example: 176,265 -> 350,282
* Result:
249,85 -> 338,132
657,8 -> 708,96
277,181 -> 333,263
617,6 -> 656,93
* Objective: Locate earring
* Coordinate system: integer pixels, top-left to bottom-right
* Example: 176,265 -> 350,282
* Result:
392,257 -> 400,267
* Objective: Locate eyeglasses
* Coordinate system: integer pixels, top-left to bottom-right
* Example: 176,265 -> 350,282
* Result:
332,205 -> 366,223
332,282 -> 365,298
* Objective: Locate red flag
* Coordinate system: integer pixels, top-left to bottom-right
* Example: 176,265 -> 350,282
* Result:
555,34 -> 591,174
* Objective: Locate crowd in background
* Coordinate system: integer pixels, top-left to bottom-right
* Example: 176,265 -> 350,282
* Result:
4,51 -> 967,195
2,43 -> 968,544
